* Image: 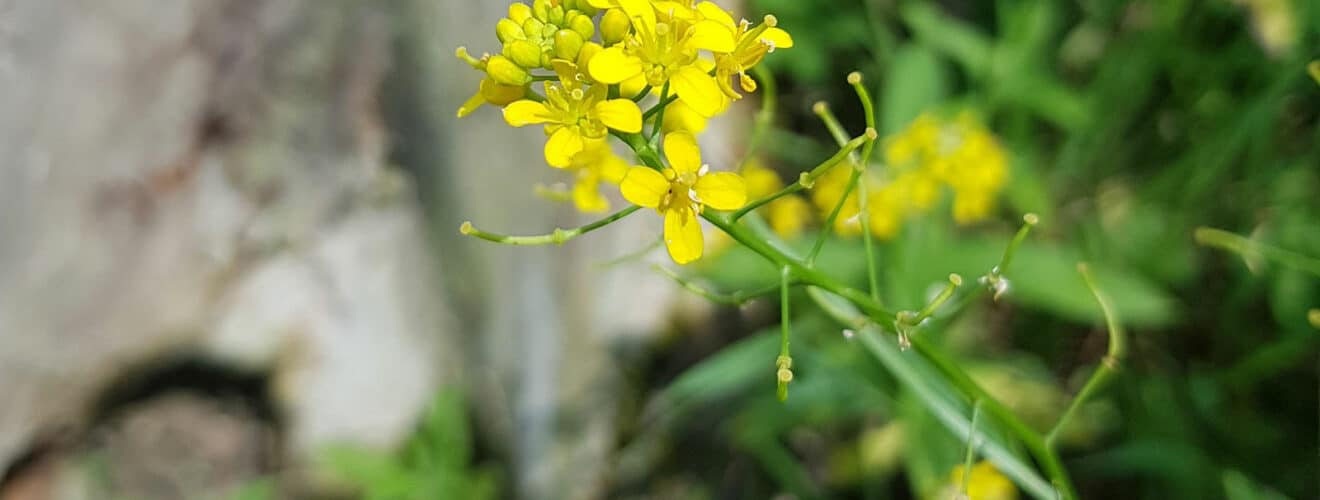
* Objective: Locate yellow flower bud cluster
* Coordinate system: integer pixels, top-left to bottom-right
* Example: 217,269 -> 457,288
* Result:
810,111 -> 1009,239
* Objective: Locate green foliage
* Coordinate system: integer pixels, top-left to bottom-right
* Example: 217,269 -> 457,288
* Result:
322,390 -> 498,500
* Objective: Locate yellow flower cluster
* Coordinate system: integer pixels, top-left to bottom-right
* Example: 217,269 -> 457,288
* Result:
941,461 -> 1019,500
457,0 -> 792,264
810,111 -> 1008,239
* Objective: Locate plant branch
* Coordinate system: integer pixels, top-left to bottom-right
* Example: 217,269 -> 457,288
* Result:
460,205 -> 642,245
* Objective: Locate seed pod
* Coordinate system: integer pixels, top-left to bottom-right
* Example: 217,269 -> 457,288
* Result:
600,9 -> 630,45
506,39 -> 544,69
486,54 -> 531,86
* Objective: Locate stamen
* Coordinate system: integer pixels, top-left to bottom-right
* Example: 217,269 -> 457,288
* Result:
698,164 -> 709,175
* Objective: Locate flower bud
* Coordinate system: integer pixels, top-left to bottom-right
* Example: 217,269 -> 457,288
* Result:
546,5 -> 566,26
496,18 -> 523,44
601,8 -> 631,45
479,77 -> 525,106
505,39 -> 544,69
568,12 -> 595,40
522,17 -> 546,40
508,2 -> 533,24
576,41 -> 603,69
553,29 -> 585,62
532,0 -> 551,21
486,54 -> 531,86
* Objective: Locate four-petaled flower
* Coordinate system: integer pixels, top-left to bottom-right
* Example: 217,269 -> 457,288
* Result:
503,80 -> 643,167
620,131 -> 746,264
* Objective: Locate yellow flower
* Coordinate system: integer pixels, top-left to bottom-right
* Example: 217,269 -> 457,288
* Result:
704,10 -> 794,99
454,47 -> 529,117
742,158 -> 811,238
503,81 -> 643,167
587,2 -> 734,117
619,131 -> 747,263
567,141 -> 630,212
944,461 -> 1018,500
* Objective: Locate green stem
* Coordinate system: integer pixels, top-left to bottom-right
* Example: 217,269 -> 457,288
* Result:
631,84 -> 654,103
912,274 -> 963,325
961,400 -> 983,496
806,168 -> 862,265
652,264 -> 791,306
856,167 -> 880,300
649,83 -> 670,144
643,94 -> 681,120
730,133 -> 873,222
1046,263 -> 1128,449
460,205 -> 642,245
1194,227 -> 1320,277
777,265 -> 793,401
738,65 -> 778,170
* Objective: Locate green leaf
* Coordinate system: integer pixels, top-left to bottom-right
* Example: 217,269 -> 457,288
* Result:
809,287 -> 1057,500
881,44 -> 949,133
899,3 -> 992,77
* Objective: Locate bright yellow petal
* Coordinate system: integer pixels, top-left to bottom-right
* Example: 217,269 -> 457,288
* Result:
573,177 -> 609,213
694,171 -> 747,210
620,74 -> 649,98
598,151 -> 630,184
671,66 -> 724,117
617,0 -> 656,28
688,20 -> 736,53
588,47 -> 644,84
587,0 -> 614,8
619,166 -> 670,208
503,100 -> 553,126
761,27 -> 794,49
695,2 -> 735,27
662,100 -> 708,134
663,131 -> 703,173
664,207 -> 704,264
594,99 -> 643,133
545,127 -> 585,168
457,90 -> 485,118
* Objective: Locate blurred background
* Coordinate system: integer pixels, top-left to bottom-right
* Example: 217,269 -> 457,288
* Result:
0,0 -> 1316,499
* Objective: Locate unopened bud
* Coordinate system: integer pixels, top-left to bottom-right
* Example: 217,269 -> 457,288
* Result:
576,41 -> 603,69
569,12 -> 595,39
601,8 -> 631,45
532,0 -> 552,21
506,39 -> 544,69
486,55 -> 531,86
554,29 -> 585,61
496,18 -> 523,44
508,2 -> 533,24
547,5 -> 566,26
522,17 -> 546,39
479,77 -> 526,106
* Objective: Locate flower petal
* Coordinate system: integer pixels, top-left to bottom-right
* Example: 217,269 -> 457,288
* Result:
694,171 -> 748,210
594,99 -> 643,133
688,20 -> 736,53
663,131 -> 702,173
619,166 -> 670,208
589,47 -> 643,84
573,176 -> 609,213
695,2 -> 735,28
664,207 -> 704,264
545,127 -> 585,168
662,100 -> 708,134
671,66 -> 725,117
503,100 -> 553,126
761,27 -> 794,49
